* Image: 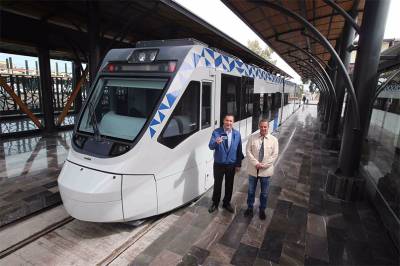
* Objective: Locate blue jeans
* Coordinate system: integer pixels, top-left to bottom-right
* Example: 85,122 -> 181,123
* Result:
247,175 -> 270,210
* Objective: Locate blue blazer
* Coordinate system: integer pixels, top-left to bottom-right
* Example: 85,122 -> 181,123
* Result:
208,127 -> 244,167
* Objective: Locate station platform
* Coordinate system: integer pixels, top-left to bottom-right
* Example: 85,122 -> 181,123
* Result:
1,105 -> 398,265
0,131 -> 71,226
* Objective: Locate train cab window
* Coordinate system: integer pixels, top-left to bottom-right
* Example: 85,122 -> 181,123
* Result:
78,78 -> 166,141
201,82 -> 212,129
158,81 -> 200,149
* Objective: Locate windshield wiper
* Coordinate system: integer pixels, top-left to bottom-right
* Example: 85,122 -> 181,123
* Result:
88,101 -> 102,141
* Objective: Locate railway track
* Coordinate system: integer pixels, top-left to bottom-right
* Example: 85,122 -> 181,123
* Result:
0,216 -> 75,259
0,214 -> 167,265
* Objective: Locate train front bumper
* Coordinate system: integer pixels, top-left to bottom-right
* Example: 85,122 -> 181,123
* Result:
58,161 -> 158,222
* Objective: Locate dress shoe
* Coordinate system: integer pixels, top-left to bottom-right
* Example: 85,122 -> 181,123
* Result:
244,208 -> 253,217
208,204 -> 218,213
259,209 -> 266,220
222,204 -> 234,213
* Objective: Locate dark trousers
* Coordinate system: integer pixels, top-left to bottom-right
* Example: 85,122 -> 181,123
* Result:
212,164 -> 235,206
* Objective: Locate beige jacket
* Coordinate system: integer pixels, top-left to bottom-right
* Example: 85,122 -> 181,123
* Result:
246,132 -> 279,177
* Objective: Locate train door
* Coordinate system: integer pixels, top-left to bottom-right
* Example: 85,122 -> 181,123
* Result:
202,79 -> 216,190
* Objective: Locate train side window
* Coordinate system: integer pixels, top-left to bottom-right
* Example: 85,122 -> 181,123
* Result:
245,77 -> 254,118
201,82 -> 212,129
158,81 -> 200,149
221,74 -> 240,124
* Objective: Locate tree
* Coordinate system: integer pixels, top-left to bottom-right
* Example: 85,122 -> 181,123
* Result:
298,84 -> 304,98
247,40 -> 276,65
309,83 -> 316,93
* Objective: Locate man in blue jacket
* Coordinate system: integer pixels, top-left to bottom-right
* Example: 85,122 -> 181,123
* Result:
208,114 -> 244,213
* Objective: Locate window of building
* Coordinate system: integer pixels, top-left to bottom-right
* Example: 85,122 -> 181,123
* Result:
158,81 -> 200,149
201,82 -> 212,129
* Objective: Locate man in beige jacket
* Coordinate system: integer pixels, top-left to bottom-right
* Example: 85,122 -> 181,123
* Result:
245,119 -> 279,220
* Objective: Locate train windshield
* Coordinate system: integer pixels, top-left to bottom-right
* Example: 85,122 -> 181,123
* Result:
78,78 -> 167,141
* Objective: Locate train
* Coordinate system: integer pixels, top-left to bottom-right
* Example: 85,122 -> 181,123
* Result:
58,39 -> 300,222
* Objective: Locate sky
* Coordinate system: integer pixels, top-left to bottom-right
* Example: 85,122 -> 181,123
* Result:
1,0 -> 399,83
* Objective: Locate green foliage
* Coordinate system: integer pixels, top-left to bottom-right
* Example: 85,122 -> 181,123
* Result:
309,83 -> 316,93
247,40 -> 276,65
298,84 -> 304,97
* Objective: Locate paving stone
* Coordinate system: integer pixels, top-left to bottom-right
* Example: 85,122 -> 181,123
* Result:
230,243 -> 258,266
258,230 -> 285,263
166,225 -> 203,255
279,241 -> 305,266
149,250 -> 181,266
305,233 -> 329,263
206,243 -> 235,265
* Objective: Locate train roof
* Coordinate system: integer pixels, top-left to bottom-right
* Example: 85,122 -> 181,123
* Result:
102,39 -> 297,88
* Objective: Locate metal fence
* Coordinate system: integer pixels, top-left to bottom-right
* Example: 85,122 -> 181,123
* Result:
0,74 -> 88,135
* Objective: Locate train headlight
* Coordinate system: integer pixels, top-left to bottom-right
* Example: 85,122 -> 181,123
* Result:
129,49 -> 159,63
138,52 -> 146,62
149,51 -> 157,61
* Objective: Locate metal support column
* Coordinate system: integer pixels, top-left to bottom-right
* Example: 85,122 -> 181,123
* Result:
338,0 -> 390,177
327,11 -> 358,138
38,40 -> 55,133
88,1 -> 101,86
72,61 -> 83,114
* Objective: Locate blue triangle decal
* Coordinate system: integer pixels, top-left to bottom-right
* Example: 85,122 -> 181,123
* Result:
159,102 -> 169,110
229,61 -> 235,71
158,111 -> 165,122
150,119 -> 160,126
215,55 -> 222,67
205,58 -> 211,67
149,127 -> 156,138
205,48 -> 215,59
223,55 -> 230,64
193,53 -> 201,67
201,48 -> 205,57
237,68 -> 244,74
166,93 -> 177,107
236,60 -> 243,67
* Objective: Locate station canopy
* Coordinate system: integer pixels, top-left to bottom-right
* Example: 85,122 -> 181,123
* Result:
0,0 -> 290,77
222,0 -> 366,81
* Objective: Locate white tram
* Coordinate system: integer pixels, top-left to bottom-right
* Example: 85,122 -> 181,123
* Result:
58,39 -> 299,222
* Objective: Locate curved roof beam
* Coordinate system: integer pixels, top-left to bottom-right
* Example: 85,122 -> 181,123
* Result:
289,54 -> 331,96
251,0 -> 360,130
276,38 -> 337,104
323,0 -> 361,34
281,47 -> 332,72
291,59 -> 330,95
